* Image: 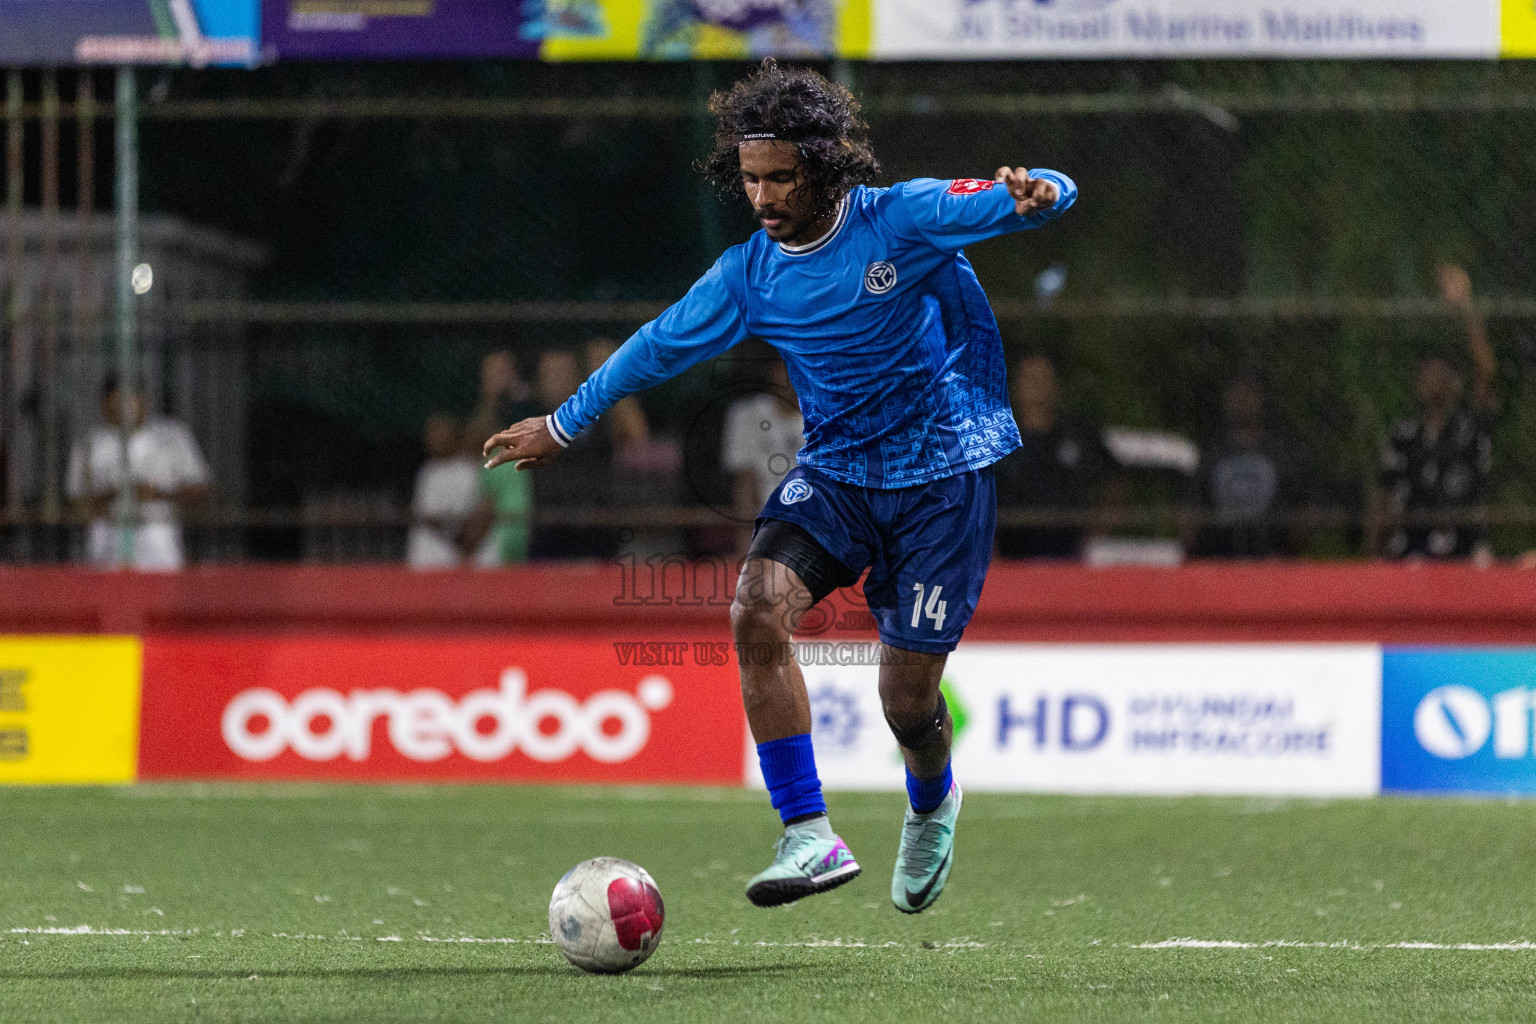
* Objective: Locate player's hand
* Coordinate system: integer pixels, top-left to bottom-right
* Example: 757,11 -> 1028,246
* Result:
995,166 -> 1059,217
482,416 -> 563,471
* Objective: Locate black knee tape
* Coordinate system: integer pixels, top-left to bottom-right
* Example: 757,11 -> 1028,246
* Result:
889,693 -> 949,751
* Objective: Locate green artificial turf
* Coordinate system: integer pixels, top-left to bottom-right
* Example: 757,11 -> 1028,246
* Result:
3,785 -> 1536,1023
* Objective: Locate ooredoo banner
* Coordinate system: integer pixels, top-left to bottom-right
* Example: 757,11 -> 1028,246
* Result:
874,0 -> 1500,58
140,636 -> 743,783
754,643 -> 1382,796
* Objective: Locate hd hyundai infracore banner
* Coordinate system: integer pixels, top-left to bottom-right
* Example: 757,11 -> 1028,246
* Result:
752,644 -> 1385,796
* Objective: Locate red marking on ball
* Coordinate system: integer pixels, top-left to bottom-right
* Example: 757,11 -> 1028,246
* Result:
607,876 -> 665,951
946,178 -> 995,195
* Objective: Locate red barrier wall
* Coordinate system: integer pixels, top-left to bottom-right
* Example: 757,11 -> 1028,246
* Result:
2,563 -> 1534,643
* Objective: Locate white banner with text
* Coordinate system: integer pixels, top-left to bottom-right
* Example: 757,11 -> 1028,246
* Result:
748,644 -> 1382,797
874,0 -> 1500,58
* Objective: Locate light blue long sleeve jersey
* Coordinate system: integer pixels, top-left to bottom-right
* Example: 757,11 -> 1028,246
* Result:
550,171 -> 1077,489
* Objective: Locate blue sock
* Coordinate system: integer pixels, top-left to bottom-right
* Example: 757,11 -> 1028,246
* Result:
907,761 -> 953,815
757,734 -> 826,825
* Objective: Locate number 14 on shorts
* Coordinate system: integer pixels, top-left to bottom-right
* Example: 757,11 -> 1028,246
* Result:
910,583 -> 948,631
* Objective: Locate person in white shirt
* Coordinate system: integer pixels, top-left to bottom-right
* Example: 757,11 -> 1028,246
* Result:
66,377 -> 210,571
406,413 -> 482,569
722,353 -> 805,550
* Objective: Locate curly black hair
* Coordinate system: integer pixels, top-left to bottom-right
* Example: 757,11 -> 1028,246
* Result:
699,59 -> 881,222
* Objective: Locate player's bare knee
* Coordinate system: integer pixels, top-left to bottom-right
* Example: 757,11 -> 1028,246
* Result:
880,690 -> 925,728
878,668 -> 942,726
881,692 -> 930,734
729,591 -> 785,644
732,562 -> 805,643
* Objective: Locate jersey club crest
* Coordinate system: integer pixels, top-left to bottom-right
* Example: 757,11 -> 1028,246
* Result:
863,261 -> 898,295
779,478 -> 814,504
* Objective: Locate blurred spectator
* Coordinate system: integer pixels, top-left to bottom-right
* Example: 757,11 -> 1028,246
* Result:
465,460 -> 533,568
585,338 -> 685,558
992,353 -> 1117,559
406,413 -> 481,569
65,376 -> 209,571
1375,264 -> 1499,561
458,350 -> 538,566
529,348 -> 616,560
723,353 -> 804,551
583,338 -> 652,460
1186,374 -> 1310,559
466,349 -> 538,446
583,338 -> 620,375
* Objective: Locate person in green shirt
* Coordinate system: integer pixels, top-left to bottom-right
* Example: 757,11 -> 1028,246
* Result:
470,462 -> 532,566
463,349 -> 539,567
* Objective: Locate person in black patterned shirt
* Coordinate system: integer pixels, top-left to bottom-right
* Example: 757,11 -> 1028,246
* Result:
1376,264 -> 1499,560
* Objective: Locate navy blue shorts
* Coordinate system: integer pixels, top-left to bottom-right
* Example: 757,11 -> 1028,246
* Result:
753,465 -> 996,654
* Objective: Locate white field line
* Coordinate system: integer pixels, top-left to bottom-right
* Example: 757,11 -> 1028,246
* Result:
6,926 -> 551,944
11,928 -> 1534,953
1136,938 -> 1536,951
3,927 -> 981,950
10,927 -> 204,937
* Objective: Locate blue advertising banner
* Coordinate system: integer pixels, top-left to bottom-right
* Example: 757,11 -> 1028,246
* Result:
0,0 -> 258,65
1382,648 -> 1536,794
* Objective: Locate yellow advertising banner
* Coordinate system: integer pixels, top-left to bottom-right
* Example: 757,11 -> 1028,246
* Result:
1507,0 -> 1536,55
542,0 -> 871,61
0,637 -> 141,785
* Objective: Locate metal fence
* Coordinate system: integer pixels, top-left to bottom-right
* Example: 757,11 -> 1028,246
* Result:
0,60 -> 1533,565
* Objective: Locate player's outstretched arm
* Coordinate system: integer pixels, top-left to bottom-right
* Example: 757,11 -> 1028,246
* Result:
890,168 -> 1076,253
484,253 -> 748,471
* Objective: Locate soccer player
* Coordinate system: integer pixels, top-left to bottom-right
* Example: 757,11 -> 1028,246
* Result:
484,60 -> 1076,913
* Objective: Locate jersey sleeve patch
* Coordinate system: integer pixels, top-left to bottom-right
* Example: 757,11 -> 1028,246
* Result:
946,178 -> 996,196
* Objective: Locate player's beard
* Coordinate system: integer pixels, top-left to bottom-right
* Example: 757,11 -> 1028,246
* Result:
759,210 -> 816,245
756,211 -> 793,241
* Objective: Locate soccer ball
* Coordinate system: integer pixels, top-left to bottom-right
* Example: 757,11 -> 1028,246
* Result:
548,857 -> 665,973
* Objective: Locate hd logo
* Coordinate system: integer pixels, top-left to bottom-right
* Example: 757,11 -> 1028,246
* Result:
1382,649 -> 1536,793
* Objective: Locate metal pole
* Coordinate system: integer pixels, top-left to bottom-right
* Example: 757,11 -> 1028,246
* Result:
114,66 -> 138,567
75,70 -> 96,523
40,70 -> 60,529
4,72 -> 21,524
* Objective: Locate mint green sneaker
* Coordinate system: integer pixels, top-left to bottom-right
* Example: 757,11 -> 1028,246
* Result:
745,832 -> 861,908
891,782 -> 961,914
